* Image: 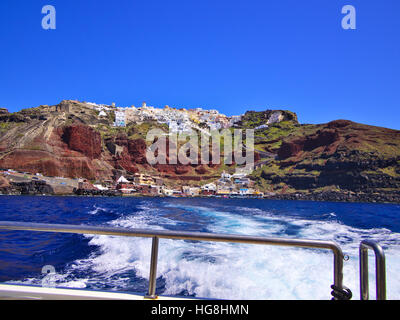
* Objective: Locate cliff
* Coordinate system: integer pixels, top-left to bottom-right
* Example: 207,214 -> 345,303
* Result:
249,119 -> 400,202
1,100 -> 400,202
0,100 -> 222,182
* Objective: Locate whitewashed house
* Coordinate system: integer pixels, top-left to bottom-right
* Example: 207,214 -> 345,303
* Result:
114,109 -> 126,127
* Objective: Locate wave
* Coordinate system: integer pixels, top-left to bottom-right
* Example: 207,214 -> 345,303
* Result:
12,199 -> 400,300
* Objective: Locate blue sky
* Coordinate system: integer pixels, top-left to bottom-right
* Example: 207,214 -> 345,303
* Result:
0,1 -> 399,128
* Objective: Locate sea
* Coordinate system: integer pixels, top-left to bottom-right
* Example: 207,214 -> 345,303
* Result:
0,196 -> 399,300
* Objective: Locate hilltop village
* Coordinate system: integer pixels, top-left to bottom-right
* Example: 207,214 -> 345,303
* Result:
89,101 -> 245,132
77,102 -> 274,197
0,100 -> 269,198
1,99 -> 400,203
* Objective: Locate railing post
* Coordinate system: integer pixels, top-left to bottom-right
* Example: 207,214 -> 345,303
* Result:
359,246 -> 369,300
359,240 -> 386,300
375,248 -> 386,300
330,245 -> 353,300
145,236 -> 159,299
333,250 -> 344,292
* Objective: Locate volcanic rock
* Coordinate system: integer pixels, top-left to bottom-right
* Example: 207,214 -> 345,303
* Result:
62,125 -> 102,159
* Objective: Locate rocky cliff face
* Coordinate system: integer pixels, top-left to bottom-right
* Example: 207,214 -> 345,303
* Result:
278,128 -> 340,159
0,176 -> 54,195
0,101 -> 116,180
62,125 -> 102,159
0,100 -> 223,182
0,176 -> 10,192
1,100 -> 400,202
105,133 -> 147,174
251,119 -> 400,202
239,110 -> 298,128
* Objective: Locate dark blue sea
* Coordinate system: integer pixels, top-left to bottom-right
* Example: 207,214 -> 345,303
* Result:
0,196 -> 399,299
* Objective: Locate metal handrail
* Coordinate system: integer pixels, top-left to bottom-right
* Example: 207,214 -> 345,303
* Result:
0,221 -> 346,299
359,240 -> 386,300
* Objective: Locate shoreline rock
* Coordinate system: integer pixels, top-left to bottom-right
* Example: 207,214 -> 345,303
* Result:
266,190 -> 400,204
2,187 -> 400,204
4,180 -> 54,195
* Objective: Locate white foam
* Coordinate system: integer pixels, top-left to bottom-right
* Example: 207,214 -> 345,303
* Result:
15,201 -> 400,300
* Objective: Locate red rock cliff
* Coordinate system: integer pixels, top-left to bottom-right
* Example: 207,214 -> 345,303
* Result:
62,125 -> 102,159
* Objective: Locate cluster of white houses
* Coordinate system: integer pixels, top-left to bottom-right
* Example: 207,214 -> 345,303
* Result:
85,101 -> 243,133
85,171 -> 263,198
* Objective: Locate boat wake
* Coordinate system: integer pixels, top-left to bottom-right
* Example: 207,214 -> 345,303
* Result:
10,199 -> 400,300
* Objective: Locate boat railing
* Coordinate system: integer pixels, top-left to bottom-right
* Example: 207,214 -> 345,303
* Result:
0,221 -> 357,300
359,240 -> 386,300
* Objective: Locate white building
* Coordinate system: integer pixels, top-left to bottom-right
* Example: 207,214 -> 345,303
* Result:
162,188 -> 174,196
94,184 -> 108,191
117,176 -> 129,184
232,172 -> 247,179
255,124 -> 268,130
114,109 -> 126,127
229,115 -> 242,126
201,183 -> 217,192
221,171 -> 232,180
168,120 -> 193,134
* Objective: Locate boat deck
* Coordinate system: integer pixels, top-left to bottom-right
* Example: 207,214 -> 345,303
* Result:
0,284 -> 189,300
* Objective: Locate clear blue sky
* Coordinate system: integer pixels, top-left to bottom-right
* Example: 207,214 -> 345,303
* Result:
0,1 -> 399,128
